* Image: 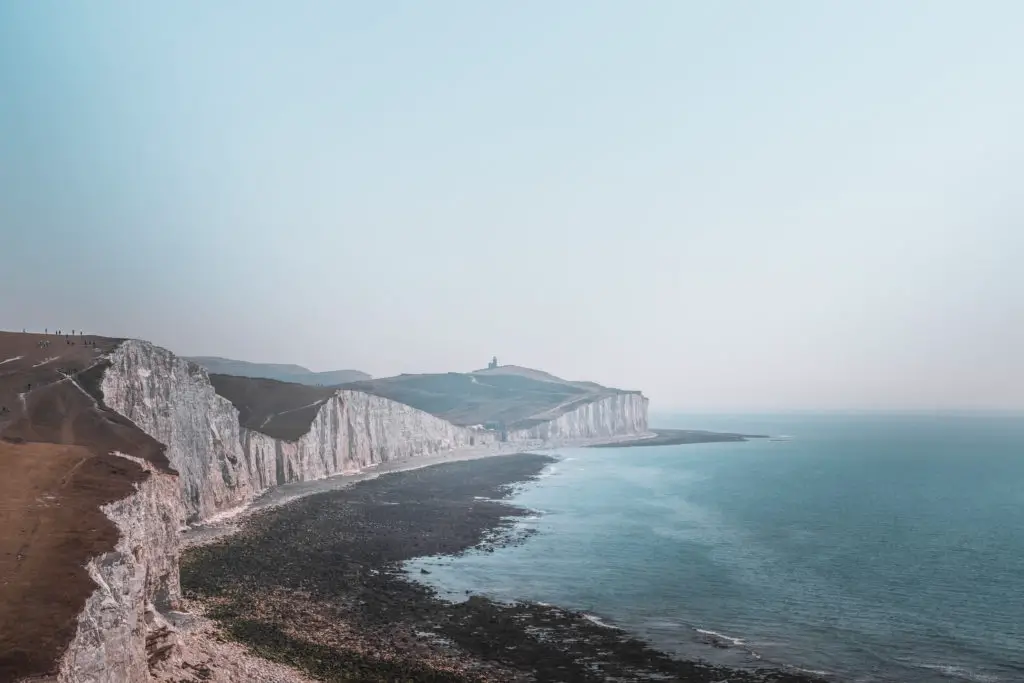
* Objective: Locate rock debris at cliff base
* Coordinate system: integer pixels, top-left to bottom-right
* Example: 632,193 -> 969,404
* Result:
148,605 -> 318,683
182,454 -> 827,683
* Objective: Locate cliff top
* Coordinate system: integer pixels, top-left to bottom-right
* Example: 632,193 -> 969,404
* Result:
470,364 -> 608,393
188,355 -> 370,386
342,369 -> 640,429
0,331 -> 171,681
203,360 -> 641,440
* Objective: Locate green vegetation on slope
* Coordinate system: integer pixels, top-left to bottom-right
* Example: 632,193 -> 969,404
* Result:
188,356 -> 370,386
342,370 -> 637,428
204,361 -> 641,440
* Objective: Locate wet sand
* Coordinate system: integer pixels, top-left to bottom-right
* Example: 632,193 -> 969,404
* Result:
182,453 -> 826,682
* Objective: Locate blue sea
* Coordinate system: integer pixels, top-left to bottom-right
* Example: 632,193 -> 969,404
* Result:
407,414 -> 1024,682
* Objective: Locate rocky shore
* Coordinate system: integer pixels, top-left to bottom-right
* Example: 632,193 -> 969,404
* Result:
182,453 -> 826,682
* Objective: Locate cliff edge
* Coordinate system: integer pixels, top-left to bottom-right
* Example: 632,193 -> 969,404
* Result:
0,333 -> 181,683
0,333 -> 649,682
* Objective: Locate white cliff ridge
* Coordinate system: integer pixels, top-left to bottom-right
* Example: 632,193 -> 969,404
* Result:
53,339 -> 649,682
101,340 -> 649,524
100,341 -> 509,523
508,392 -> 648,442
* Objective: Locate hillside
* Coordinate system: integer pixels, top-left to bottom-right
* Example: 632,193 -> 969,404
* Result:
186,356 -> 370,386
0,332 -> 173,682
343,367 -> 640,429
190,359 -> 632,432
0,332 -> 650,681
472,364 -> 611,392
207,373 -> 338,441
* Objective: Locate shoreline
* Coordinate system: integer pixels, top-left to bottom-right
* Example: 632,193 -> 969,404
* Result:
182,426 -> 763,547
181,452 -> 827,682
181,431 -> 659,547
589,428 -> 770,448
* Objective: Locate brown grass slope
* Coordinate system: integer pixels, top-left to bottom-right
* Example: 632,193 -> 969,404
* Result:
0,331 -> 172,682
207,374 -> 338,441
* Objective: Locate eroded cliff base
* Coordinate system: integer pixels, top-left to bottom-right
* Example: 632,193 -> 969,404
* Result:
147,607 -> 316,683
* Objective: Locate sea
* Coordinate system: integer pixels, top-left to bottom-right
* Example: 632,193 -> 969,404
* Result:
406,413 -> 1024,682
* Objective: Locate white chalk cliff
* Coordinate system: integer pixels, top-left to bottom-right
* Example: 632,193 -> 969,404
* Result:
100,341 -> 507,523
508,392 -> 649,442
53,339 -> 648,682
57,454 -> 183,683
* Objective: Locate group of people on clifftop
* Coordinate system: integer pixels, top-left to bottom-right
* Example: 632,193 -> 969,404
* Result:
25,328 -> 99,348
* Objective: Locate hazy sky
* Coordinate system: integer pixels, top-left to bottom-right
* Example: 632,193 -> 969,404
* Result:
2,2 -> 1022,412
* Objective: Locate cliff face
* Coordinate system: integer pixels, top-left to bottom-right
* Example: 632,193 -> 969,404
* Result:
241,389 -> 500,492
58,454 -> 183,683
508,393 -> 649,442
101,341 -> 260,523
51,339 -> 649,681
101,341 -> 500,523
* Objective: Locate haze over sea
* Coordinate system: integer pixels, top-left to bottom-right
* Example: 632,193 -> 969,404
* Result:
408,414 -> 1024,682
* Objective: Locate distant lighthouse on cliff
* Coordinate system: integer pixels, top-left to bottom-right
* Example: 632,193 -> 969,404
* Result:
488,356 -> 499,369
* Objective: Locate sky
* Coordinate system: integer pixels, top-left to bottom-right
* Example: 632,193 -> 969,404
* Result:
1,1 -> 1022,412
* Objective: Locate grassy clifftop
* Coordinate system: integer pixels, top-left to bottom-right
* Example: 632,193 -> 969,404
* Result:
343,366 -> 639,429
205,363 -> 641,439
188,356 -> 370,386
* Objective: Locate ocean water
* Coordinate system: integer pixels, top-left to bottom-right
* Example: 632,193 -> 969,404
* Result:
406,414 -> 1024,682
